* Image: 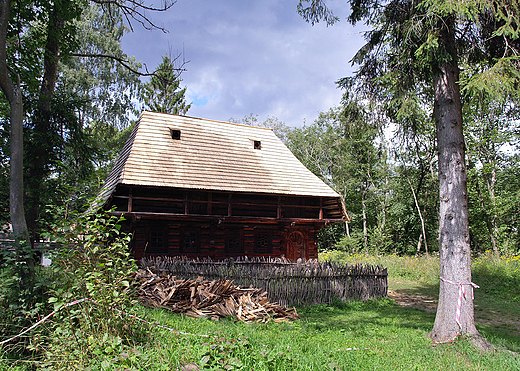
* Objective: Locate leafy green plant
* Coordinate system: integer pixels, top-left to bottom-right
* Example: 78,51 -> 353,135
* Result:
0,234 -> 51,354
37,205 -> 140,368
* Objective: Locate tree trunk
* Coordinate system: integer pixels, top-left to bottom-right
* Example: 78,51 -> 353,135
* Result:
427,17 -> 487,345
407,174 -> 429,256
484,166 -> 499,257
25,3 -> 64,241
0,0 -> 28,239
416,233 -> 423,257
0,0 -> 34,292
345,221 -> 351,238
362,185 -> 368,249
427,45 -> 482,343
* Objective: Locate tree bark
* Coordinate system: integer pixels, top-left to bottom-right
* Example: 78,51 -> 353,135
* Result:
0,0 -> 28,239
427,45 -> 482,343
25,3 -> 64,241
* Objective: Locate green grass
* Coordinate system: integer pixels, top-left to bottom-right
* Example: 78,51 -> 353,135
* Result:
3,297 -> 518,370
2,252 -> 520,370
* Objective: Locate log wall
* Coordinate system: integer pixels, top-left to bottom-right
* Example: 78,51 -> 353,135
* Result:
131,220 -> 320,261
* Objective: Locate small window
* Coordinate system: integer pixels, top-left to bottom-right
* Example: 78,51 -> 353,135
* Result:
181,228 -> 200,253
226,228 -> 244,253
147,228 -> 168,254
170,128 -> 181,140
254,229 -> 272,253
254,140 -> 261,150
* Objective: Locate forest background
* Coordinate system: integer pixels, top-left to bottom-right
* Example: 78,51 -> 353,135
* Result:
0,0 -> 519,363
1,1 -> 519,259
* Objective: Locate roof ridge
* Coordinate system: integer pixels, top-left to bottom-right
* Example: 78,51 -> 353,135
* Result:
141,111 -> 275,131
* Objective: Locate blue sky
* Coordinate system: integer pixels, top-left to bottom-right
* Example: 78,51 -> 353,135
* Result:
121,1 -> 366,127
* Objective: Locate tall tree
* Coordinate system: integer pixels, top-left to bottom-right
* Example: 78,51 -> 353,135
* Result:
286,102 -> 387,252
465,95 -> 520,255
0,0 -> 177,241
297,0 -> 520,346
142,54 -> 191,115
0,0 -> 28,239
0,0 -> 178,295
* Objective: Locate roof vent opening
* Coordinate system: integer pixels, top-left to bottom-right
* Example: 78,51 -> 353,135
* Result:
170,128 -> 181,140
254,140 -> 262,150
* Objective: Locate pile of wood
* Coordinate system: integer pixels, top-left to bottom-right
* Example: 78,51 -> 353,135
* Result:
141,256 -> 388,306
134,268 -> 300,323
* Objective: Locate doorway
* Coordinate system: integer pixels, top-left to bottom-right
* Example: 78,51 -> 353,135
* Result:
286,230 -> 306,261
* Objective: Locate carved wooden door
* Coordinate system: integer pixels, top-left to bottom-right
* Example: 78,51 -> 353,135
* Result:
286,230 -> 306,261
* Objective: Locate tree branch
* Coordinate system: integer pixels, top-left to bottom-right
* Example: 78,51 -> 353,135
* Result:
90,0 -> 176,32
70,52 -> 188,78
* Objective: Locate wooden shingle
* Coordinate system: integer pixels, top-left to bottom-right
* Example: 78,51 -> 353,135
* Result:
100,111 -> 342,202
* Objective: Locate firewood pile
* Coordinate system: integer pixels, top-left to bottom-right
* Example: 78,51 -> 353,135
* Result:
141,256 -> 388,306
134,268 -> 300,323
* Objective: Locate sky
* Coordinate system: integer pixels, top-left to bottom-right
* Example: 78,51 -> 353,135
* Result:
121,1 -> 366,128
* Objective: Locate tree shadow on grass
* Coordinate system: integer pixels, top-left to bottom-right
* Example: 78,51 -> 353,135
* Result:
298,284 -> 520,354
299,298 -> 435,336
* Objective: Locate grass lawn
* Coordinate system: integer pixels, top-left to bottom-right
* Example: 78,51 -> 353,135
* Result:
389,277 -> 520,355
2,253 -> 520,370
79,285 -> 517,371
32,279 -> 515,371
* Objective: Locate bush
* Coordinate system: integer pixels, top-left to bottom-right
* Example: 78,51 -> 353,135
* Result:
472,251 -> 520,303
334,231 -> 364,253
0,235 -> 52,355
37,206 -> 139,368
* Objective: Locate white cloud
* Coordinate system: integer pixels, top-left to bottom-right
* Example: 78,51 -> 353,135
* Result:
121,1 -> 366,127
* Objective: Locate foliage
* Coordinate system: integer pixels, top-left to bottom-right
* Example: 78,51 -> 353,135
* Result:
291,0 -> 520,260
229,113 -> 291,143
0,238 -> 51,349
286,103 -> 389,251
0,1 -> 145,238
43,205 -> 136,311
2,205 -> 138,368
2,251 -> 520,368
141,54 -> 191,115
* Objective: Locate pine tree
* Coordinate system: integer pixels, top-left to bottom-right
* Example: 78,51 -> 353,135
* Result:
298,0 -> 520,347
142,55 -> 191,115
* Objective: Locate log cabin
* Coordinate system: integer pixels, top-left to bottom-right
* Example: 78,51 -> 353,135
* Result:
99,111 -> 347,261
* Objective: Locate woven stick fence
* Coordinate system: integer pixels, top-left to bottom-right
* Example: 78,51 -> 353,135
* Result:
140,256 -> 387,307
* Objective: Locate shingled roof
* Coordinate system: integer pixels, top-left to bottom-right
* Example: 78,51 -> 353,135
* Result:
99,111 -> 342,203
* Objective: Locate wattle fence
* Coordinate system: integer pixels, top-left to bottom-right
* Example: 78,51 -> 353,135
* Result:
139,256 -> 388,307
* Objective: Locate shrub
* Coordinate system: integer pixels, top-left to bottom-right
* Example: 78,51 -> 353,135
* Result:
472,251 -> 520,303
37,206 -> 139,368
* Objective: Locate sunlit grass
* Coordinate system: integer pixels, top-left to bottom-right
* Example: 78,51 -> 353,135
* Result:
320,250 -> 520,302
8,299 -> 510,371
319,250 -> 440,283
2,251 -> 520,370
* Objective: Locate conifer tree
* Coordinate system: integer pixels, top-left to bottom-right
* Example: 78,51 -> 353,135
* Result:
298,0 -> 520,346
142,55 -> 191,115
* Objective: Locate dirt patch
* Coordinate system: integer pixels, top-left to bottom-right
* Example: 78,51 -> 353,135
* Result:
388,290 -> 437,313
388,290 -> 520,336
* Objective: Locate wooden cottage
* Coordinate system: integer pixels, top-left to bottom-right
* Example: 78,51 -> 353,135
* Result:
99,111 -> 346,261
